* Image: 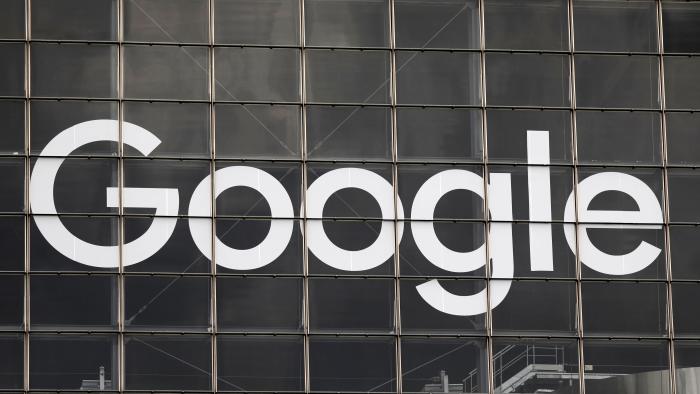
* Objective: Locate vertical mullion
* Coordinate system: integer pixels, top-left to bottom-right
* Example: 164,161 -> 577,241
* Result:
209,0 -> 217,392
23,0 -> 31,391
656,1 -> 676,393
116,0 -> 125,391
299,1 -> 310,393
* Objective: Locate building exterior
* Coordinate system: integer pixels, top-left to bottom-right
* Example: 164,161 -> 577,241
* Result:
1,0 -> 700,393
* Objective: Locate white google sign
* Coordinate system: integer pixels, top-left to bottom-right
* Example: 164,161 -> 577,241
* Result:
30,120 -> 663,317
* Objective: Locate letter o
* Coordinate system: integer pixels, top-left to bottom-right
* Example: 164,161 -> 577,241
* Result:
304,168 -> 404,271
189,166 -> 294,270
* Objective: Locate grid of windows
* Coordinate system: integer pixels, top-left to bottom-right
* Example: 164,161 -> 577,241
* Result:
1,0 -> 700,393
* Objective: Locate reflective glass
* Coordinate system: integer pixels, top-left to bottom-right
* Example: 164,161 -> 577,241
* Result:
0,158 -> 24,213
0,44 -> 24,97
402,337 -> 487,393
397,107 -> 482,162
576,111 -> 662,165
397,51 -> 481,105
395,0 -> 479,49
305,0 -> 389,47
309,336 -> 396,392
575,55 -> 659,109
124,335 -> 211,390
124,0 -> 208,43
486,53 -> 570,107
215,104 -> 301,159
216,277 -> 303,331
30,274 -> 116,329
664,56 -> 700,110
31,43 -> 117,99
309,278 -> 394,333
124,275 -> 210,330
0,335 -> 22,389
31,0 -> 117,41
0,216 -> 24,271
0,275 -> 22,329
582,340 -> 670,394
485,0 -> 568,50
573,0 -> 657,52
0,0 -> 24,39
674,341 -> 700,393
670,225 -> 700,280
668,169 -> 700,223
581,281 -> 667,336
666,112 -> 700,165
305,49 -> 391,104
29,334 -> 117,390
123,101 -> 210,158
124,45 -> 208,100
663,2 -> 700,53
0,100 -> 24,155
673,282 -> 700,337
306,105 -> 392,160
217,336 -> 304,391
214,0 -> 299,45
215,47 -> 300,102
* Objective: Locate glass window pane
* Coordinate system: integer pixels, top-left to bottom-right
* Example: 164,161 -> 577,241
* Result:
670,225 -> 700,279
215,103 -> 301,159
673,282 -> 700,337
30,100 -> 118,156
124,45 -> 208,100
214,47 -> 300,102
217,335 -> 304,391
669,169 -> 700,222
124,0 -> 208,43
0,100 -> 24,155
581,281 -> 667,336
306,105 -> 392,160
394,0 -> 479,49
0,44 -> 24,97
485,0 -> 568,50
402,337 -> 487,393
576,111 -> 662,165
664,56 -> 700,110
486,109 -> 572,164
216,277 -> 303,331
0,275 -> 22,329
509,223 -> 577,279
214,0 -> 299,45
573,0 -> 657,52
400,279 -> 486,333
0,216 -> 24,271
31,43 -> 117,99
400,221 -> 486,278
31,0 -> 117,41
123,159 -> 210,216
309,278 -> 394,333
582,340 -> 669,394
29,334 -> 117,390
123,101 -> 210,158
397,107 -> 482,162
575,55 -> 659,109
309,336 -> 396,392
0,158 -> 24,213
125,276 -> 210,330
0,0 -> 24,39
34,158 -> 117,214
492,338 -> 579,394
215,162 -> 301,217
674,340 -> 700,393
305,49 -> 391,104
667,112 -> 700,165
398,164 -> 484,220
0,335 -> 22,389
663,2 -> 700,54
125,217 -> 210,274
486,53 -> 569,107
397,51 -> 481,105
492,280 -> 577,335
30,274 -> 116,329
124,335 -> 211,390
305,0 -> 388,47
30,216 -> 118,272
215,218 -> 303,274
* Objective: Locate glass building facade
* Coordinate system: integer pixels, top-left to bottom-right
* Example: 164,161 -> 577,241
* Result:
1,0 -> 700,393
